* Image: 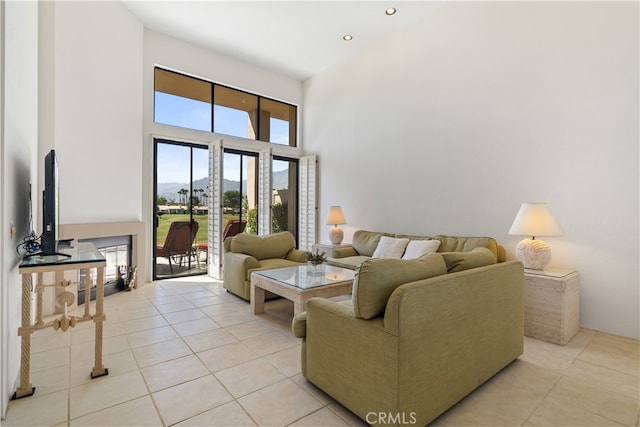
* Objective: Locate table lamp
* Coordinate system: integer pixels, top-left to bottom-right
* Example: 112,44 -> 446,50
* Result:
508,202 -> 562,270
326,206 -> 347,245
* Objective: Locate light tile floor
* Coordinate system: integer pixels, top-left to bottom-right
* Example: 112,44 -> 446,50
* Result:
3,277 -> 639,426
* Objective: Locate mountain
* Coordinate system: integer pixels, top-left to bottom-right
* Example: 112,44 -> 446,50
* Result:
157,178 -> 236,204
157,170 -> 289,204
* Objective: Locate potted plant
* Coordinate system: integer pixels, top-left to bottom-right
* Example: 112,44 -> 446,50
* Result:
305,250 -> 327,275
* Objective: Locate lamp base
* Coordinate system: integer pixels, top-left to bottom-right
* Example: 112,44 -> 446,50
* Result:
329,227 -> 344,245
515,238 -> 552,270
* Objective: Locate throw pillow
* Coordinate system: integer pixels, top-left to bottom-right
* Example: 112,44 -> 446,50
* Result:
353,253 -> 448,319
434,235 -> 499,259
402,239 -> 441,260
371,236 -> 410,259
352,230 -> 390,257
441,247 -> 497,273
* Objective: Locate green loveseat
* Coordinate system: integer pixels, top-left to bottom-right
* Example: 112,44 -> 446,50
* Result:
293,254 -> 524,426
223,231 -> 307,300
327,229 -> 506,270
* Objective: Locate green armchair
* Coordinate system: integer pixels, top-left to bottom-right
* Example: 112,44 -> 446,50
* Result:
223,231 -> 307,300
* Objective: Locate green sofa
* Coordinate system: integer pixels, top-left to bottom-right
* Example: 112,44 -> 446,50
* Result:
223,231 -> 307,300
327,229 -> 506,270
293,253 -> 524,426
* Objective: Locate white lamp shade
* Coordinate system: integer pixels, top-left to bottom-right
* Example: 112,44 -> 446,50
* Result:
325,206 -> 347,226
508,203 -> 562,237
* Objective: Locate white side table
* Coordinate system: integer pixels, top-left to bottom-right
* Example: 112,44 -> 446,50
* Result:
524,268 -> 580,345
311,243 -> 352,256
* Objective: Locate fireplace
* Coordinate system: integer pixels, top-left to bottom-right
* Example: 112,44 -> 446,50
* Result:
42,221 -> 146,316
59,221 -> 146,282
77,235 -> 132,304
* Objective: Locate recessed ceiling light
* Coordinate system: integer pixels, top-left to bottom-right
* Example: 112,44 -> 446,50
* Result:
343,35 -> 353,41
385,7 -> 397,16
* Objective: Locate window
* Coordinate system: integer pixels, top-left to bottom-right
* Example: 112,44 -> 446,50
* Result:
214,86 -> 258,140
154,67 -> 297,146
261,98 -> 296,146
154,68 -> 212,132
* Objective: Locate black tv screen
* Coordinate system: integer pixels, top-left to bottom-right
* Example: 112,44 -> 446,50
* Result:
41,149 -> 59,254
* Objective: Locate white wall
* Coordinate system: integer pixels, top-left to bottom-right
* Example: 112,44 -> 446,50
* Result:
1,0 -> 39,417
2,2 -> 142,412
304,2 -> 639,339
40,1 -> 143,224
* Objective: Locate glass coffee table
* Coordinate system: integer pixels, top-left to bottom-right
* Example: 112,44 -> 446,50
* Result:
250,265 -> 355,316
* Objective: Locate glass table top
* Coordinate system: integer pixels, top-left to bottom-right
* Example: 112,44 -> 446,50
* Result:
253,265 -> 355,290
19,242 -> 106,268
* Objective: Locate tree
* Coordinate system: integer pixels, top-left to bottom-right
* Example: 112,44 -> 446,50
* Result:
247,207 -> 258,235
178,188 -> 188,205
223,190 -> 241,213
272,202 -> 288,233
197,189 -> 205,206
157,196 -> 167,206
188,196 -> 200,208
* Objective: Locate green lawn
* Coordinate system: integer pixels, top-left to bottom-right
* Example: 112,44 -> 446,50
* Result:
156,213 -> 241,246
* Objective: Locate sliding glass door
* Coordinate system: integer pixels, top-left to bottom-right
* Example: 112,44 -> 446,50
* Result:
219,152 -> 298,241
154,139 -> 209,279
272,156 -> 298,240
223,149 -> 259,236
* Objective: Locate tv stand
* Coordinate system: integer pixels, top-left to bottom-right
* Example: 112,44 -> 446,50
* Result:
13,242 -> 108,400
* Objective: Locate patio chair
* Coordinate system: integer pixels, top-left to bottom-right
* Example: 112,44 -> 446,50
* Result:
223,219 -> 247,240
156,220 -> 199,273
193,219 -> 247,268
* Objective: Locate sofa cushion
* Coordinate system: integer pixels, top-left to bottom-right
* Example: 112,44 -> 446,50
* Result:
292,300 -> 353,338
442,247 -> 497,273
434,235 -> 499,259
353,253 -> 447,319
327,255 -> 370,270
372,236 -> 410,259
230,232 -> 295,260
402,239 -> 441,260
352,230 -> 390,257
394,234 -> 433,241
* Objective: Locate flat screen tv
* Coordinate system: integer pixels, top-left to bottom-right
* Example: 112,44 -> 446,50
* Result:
41,149 -> 59,255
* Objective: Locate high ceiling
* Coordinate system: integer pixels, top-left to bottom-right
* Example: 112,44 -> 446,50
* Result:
122,1 -> 437,81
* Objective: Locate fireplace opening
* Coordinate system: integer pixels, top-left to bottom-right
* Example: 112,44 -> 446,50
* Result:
77,235 -> 132,305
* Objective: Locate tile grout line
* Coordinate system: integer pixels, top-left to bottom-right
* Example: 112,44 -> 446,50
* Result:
67,339 -> 71,427
132,291 -> 167,426
521,352 -> 573,426
523,329 -> 638,426
145,283 -> 237,427
143,283 -> 329,427
523,331 -> 583,425
16,280 -> 638,427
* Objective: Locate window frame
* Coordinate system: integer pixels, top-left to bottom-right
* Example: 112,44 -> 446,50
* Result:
154,67 -> 298,147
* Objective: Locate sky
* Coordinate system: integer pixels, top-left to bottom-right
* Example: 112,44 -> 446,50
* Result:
155,92 -> 290,183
